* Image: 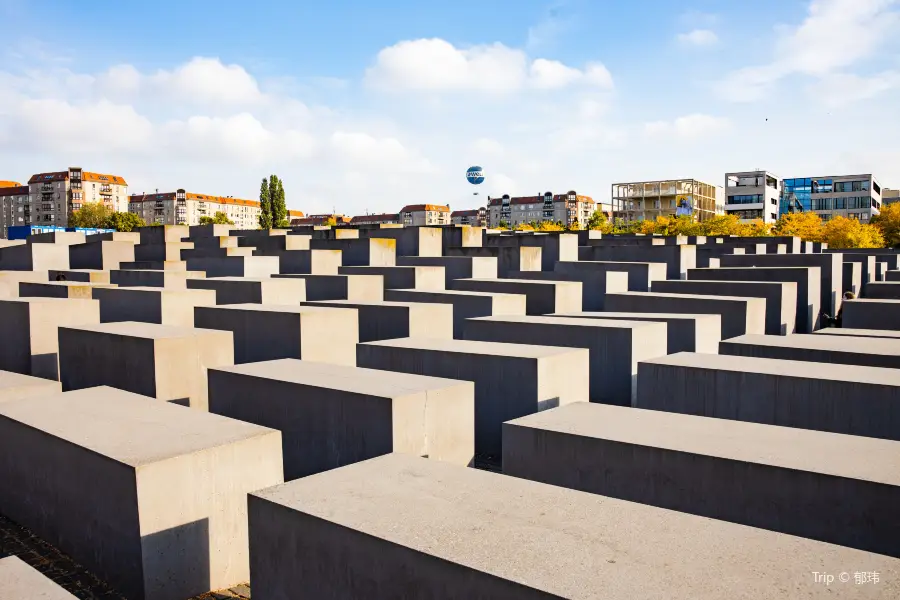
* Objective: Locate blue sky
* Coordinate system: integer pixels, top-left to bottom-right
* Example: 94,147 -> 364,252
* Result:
1,0 -> 898,214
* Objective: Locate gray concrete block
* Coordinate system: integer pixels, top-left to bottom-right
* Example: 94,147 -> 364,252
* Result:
188,223 -> 233,238
651,279 -> 796,335
119,260 -> 187,271
300,299 -> 452,342
209,359 -> 474,479
577,244 -> 696,279
87,231 -> 142,244
58,321 -> 233,410
69,240 -> 135,271
441,225 -> 483,250
0,369 -> 61,403
0,297 -> 100,380
109,269 -> 205,289
843,261 -> 862,297
445,246 -> 541,277
48,268 -> 111,283
397,255 -> 497,287
840,254 -> 877,285
137,224 -> 189,244
814,328 -> 900,340
0,243 -> 69,271
863,282 -> 900,299
265,249 -> 342,275
721,333 -> 900,369
364,227 -> 443,257
272,273 -> 384,301
0,386 -> 282,600
687,267 -> 821,333
636,352 -> 900,441
243,234 -> 310,252
310,238 -> 395,266
486,233 -> 578,271
503,402 -> 900,557
194,304 -> 358,365
605,291 -> 764,339
134,241 -> 193,262
19,281 -> 115,299
504,270 -> 628,311
339,265 -> 445,291
0,556 -> 77,599
843,298 -> 900,331
27,231 -> 86,245
92,286 -> 216,327
695,245 -> 744,269
187,277 -> 306,305
185,256 -> 279,278
555,260 -> 667,292
451,278 -> 581,315
385,289 -> 526,339
247,453 -> 900,600
464,315 -> 666,405
878,262 -> 888,281
551,311 -> 720,354
357,338 -> 589,457
0,270 -> 49,297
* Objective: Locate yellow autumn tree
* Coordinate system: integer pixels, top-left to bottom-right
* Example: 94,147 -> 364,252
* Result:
638,218 -> 664,235
741,219 -> 773,237
821,216 -> 885,248
872,202 -> 900,247
514,222 -> 534,231
536,220 -> 564,231
700,214 -> 743,236
772,212 -> 824,242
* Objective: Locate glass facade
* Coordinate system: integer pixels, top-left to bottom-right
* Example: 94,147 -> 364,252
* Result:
781,177 -> 874,215
726,194 -> 763,205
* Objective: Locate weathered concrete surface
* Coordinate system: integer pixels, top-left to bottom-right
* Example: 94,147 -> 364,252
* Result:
503,402 -> 900,557
863,282 -> 900,299
300,299 -> 452,342
605,291 -> 765,339
814,328 -> 900,340
339,265 -> 445,291
687,266 -> 821,333
843,298 -> 900,331
0,386 -> 283,600
87,231 -> 142,243
397,256 -> 497,288
184,256 -> 279,278
263,249 -> 342,275
272,273 -> 384,301
651,279 -> 796,335
187,277 -> 306,305
137,224 -> 189,244
551,311 -> 721,354
441,225 -> 483,250
309,238 -> 395,267
110,269 -> 202,289
0,556 -> 77,599
58,321 -> 234,410
844,261 -> 862,297
241,233 -> 310,252
445,246 -> 541,278
189,224 -> 233,238
503,270 -> 628,311
357,337 -> 588,457
577,244 -> 696,279
248,453 -> 900,600
385,288 -> 526,339
19,281 -> 115,300
209,359 -> 474,479
27,231 -> 86,245
451,278 -> 581,315
0,270 -> 48,298
636,352 -> 900,441
119,260 -> 187,271
837,254 -> 877,285
0,369 -> 61,403
554,260 -> 667,292
69,241 -> 135,271
134,242 -> 193,262
0,243 -> 69,271
47,269 -> 111,283
0,297 -> 100,380
485,233 -> 577,271
92,286 -> 216,327
363,227 -> 443,257
194,304 -> 358,365
720,333 -> 900,369
464,315 -> 667,405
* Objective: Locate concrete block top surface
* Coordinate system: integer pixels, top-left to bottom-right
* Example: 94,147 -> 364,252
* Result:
726,333 -> 900,357
0,370 -> 61,401
251,453 -> 900,599
469,314 -> 666,331
303,299 -> 442,309
507,403 -> 900,486
63,320 -> 228,341
815,328 -> 900,339
467,277 -> 580,288
847,298 -> 900,305
0,296 -> 96,308
361,336 -> 591,359
388,288 -> 524,300
645,351 -> 900,386
554,311 -> 720,324
0,386 -> 277,467
95,285 -> 212,296
0,556 -> 77,599
197,303 -> 354,316
213,359 -> 471,397
612,291 -> 760,303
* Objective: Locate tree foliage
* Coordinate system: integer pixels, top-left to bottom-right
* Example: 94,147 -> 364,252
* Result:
872,203 -> 900,247
586,210 -> 613,233
258,177 -> 272,230
323,216 -> 338,227
258,175 -> 287,229
199,211 -> 234,225
821,215 -> 885,249
772,212 -> 824,242
68,202 -> 114,228
497,220 -> 510,230
105,211 -> 146,232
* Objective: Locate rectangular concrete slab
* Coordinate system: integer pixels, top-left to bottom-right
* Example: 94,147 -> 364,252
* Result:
309,238 -> 395,267
577,244 -> 696,279
0,556 -> 77,599
814,328 -> 900,340
0,243 -> 69,271
636,352 -> 900,441
464,315 -> 667,405
272,273 -> 384,301
19,280 -> 116,299
92,286 -> 216,327
720,333 -> 900,369
397,256 -> 497,287
503,270 -> 628,311
0,297 -> 100,380
137,224 -> 189,244
339,265 -> 445,291
605,291 -> 765,339
551,311 -> 721,354
385,288 -> 527,339
134,241 -> 193,262
0,369 -> 61,403
862,282 -> 900,299
451,277 -> 581,315
69,240 -> 135,271
300,299 -> 452,342
503,402 -> 900,557
262,249 -> 342,275
185,255 -> 279,278
209,359 -> 474,479
119,260 -> 187,271
248,453 -> 900,600
0,386 -> 283,600
58,321 -> 234,410
110,269 -> 198,289
187,276 -> 306,305
844,261 -> 862,297
843,298 -> 900,331
48,268 -> 111,283
194,304 -> 358,366
357,337 -> 589,457
445,246 -> 541,278
364,227 -> 443,257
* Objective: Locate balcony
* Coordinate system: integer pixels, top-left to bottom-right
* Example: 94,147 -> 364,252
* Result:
40,184 -> 53,192
99,186 -> 112,195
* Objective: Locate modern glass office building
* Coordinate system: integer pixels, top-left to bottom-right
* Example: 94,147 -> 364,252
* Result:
724,171 -> 781,223
780,174 -> 882,221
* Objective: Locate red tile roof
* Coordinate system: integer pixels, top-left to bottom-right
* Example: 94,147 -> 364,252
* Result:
0,185 -> 28,197
451,209 -> 480,217
0,180 -> 21,188
288,209 -> 305,218
28,171 -> 128,185
400,204 -> 450,213
487,193 -> 595,207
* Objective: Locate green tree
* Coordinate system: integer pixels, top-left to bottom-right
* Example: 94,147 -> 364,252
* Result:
104,211 -> 146,232
497,220 -> 509,229
586,209 -> 612,233
199,211 -> 234,225
258,177 -> 272,230
270,175 -> 288,228
69,202 -> 114,228
872,203 -> 900,247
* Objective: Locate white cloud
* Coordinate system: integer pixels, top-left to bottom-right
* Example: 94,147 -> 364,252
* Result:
149,57 -> 263,105
677,29 -> 719,46
471,138 -> 504,156
330,131 -> 434,173
643,114 -> 732,140
718,0 -> 900,102
365,38 -> 613,92
808,70 -> 900,107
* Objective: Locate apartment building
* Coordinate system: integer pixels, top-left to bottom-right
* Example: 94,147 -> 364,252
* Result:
0,184 -> 29,238
724,171 -> 781,223
611,178 -> 723,223
780,174 -> 882,221
486,191 -> 595,228
399,204 -> 451,226
128,189 -> 260,229
350,213 -> 401,226
450,208 -> 487,226
882,189 -> 899,205
28,168 -> 128,226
